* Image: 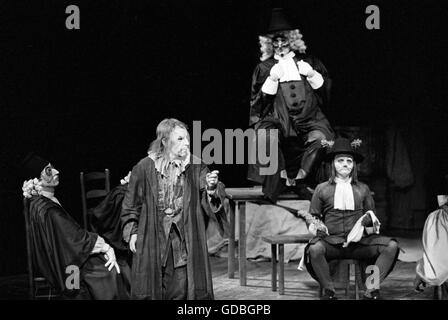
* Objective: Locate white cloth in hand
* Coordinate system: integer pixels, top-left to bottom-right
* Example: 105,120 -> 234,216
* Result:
343,211 -> 380,247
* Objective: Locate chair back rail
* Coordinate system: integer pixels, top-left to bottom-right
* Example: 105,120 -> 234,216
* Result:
23,198 -> 35,299
80,169 -> 110,230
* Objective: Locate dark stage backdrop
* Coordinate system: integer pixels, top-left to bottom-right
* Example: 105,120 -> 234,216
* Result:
0,0 -> 447,276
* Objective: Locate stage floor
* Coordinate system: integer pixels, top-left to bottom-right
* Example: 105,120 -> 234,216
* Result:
210,256 -> 435,300
0,256 -> 436,300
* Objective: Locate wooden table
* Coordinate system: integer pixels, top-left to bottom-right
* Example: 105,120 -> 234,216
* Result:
225,187 -> 301,286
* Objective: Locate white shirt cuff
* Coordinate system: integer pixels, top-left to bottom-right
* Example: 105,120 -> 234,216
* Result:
261,77 -> 279,95
307,71 -> 324,89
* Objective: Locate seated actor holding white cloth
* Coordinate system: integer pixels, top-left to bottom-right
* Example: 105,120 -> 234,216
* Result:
298,138 -> 399,300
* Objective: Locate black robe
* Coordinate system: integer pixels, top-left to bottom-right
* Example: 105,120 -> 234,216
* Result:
28,195 -> 122,299
89,184 -> 132,299
121,156 -> 227,300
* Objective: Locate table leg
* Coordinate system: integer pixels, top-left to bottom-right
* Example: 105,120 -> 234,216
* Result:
228,200 -> 236,279
279,244 -> 284,295
346,263 -> 350,298
271,244 -> 277,292
238,201 -> 247,286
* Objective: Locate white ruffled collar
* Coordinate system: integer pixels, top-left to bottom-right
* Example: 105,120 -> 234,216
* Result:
148,151 -> 190,178
274,51 -> 295,61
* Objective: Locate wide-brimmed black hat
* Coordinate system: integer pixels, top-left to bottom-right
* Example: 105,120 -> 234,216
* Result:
20,152 -> 49,179
265,8 -> 296,34
324,138 -> 364,163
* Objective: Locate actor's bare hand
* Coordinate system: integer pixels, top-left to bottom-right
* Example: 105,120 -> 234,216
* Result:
317,224 -> 329,235
361,213 -> 373,227
129,234 -> 137,253
104,247 -> 120,274
206,170 -> 219,190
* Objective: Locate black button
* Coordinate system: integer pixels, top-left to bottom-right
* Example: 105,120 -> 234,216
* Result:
290,84 -> 295,89
290,93 -> 296,98
292,102 -> 298,107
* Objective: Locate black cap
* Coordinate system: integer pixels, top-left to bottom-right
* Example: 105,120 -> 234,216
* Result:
266,8 -> 296,34
324,138 -> 364,163
20,152 -> 49,179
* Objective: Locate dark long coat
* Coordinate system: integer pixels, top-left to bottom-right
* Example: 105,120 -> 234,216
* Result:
121,156 -> 227,300
28,196 -> 123,299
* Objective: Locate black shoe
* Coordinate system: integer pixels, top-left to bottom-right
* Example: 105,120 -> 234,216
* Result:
414,275 -> 427,292
363,289 -> 382,300
321,289 -> 338,300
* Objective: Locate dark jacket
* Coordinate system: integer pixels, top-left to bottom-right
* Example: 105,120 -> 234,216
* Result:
309,181 -> 389,246
249,52 -> 332,132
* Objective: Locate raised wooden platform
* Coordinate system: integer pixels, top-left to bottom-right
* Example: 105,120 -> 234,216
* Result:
225,187 -> 304,286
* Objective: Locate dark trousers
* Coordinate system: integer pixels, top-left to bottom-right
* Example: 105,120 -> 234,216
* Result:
308,239 -> 399,292
248,117 -> 328,201
162,243 -> 187,300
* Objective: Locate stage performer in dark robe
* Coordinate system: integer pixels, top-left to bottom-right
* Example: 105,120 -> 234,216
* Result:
297,138 -> 399,299
121,118 -> 227,300
89,172 -> 134,299
21,153 -> 125,299
248,8 -> 334,202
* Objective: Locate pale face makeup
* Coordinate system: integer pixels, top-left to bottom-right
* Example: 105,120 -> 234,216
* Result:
334,154 -> 354,179
165,126 -> 190,160
40,163 -> 60,187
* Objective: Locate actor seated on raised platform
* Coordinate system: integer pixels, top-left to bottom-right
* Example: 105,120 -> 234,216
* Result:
248,8 -> 334,202
414,194 -> 448,298
21,153 -> 126,299
120,118 -> 227,300
299,138 -> 399,300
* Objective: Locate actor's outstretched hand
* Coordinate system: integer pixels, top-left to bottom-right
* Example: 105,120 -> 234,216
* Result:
206,170 -> 219,190
104,247 -> 120,274
129,234 -> 137,253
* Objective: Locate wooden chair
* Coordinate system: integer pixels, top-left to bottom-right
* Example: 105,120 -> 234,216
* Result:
23,198 -> 59,300
262,234 -> 361,299
80,169 -> 110,231
318,259 -> 362,300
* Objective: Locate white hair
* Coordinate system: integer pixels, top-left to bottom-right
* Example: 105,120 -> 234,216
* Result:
258,29 -> 307,61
